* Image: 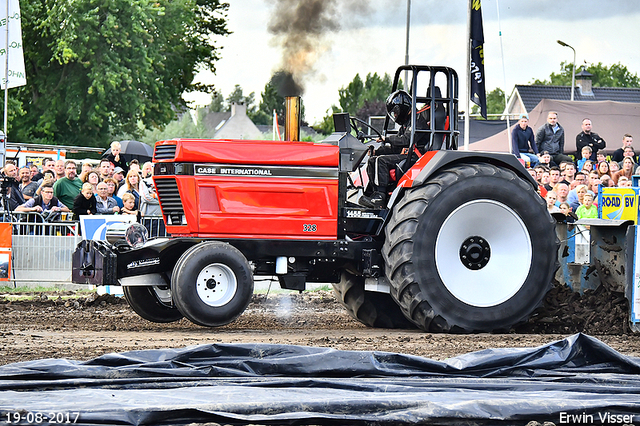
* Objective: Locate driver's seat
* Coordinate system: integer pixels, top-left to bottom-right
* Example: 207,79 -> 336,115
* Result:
423,86 -> 448,151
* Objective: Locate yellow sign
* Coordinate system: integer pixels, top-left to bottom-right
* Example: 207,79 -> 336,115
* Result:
600,188 -> 638,222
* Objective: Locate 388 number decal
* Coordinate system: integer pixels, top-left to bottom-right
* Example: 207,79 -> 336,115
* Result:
303,224 -> 317,232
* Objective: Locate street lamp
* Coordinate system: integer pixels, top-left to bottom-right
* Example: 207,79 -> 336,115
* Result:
404,0 -> 411,91
557,40 -> 576,101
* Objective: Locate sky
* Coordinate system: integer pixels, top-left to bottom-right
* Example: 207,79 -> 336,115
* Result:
183,0 -> 640,125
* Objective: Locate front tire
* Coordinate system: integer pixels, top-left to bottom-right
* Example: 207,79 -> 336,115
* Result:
383,163 -> 557,332
171,242 -> 254,327
332,271 -> 415,329
123,284 -> 183,323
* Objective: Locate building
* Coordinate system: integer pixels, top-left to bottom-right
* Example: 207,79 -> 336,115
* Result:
504,70 -> 640,118
210,104 -> 264,140
472,98 -> 640,155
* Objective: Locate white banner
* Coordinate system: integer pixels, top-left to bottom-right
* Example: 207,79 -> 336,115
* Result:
0,0 -> 26,89
79,215 -> 137,241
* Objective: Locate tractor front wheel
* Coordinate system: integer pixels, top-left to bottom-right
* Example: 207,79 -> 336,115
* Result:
383,163 -> 557,332
171,242 -> 254,327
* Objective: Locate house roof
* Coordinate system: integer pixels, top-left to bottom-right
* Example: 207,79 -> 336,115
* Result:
515,85 -> 640,112
214,104 -> 263,140
201,111 -> 231,133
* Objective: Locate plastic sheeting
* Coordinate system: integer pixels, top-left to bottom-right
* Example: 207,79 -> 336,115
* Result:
0,333 -> 639,425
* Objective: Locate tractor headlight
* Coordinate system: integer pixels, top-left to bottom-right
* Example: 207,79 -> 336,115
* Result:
124,223 -> 148,248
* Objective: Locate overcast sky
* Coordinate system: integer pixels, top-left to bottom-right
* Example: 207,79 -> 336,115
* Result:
183,0 -> 640,124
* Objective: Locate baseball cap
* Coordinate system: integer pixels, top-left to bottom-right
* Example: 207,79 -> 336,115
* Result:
113,167 -> 125,175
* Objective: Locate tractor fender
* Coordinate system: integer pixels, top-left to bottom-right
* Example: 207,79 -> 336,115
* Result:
403,150 -> 536,189
390,150 -> 537,204
116,237 -> 204,279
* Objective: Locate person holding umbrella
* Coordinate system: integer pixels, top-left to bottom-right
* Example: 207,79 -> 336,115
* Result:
105,141 -> 128,175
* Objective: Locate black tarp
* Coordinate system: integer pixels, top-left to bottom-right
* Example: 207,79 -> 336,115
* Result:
459,118 -> 510,145
0,333 -> 639,425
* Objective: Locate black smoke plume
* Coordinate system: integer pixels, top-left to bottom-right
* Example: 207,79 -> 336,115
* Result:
272,70 -> 304,97
267,0 -> 342,95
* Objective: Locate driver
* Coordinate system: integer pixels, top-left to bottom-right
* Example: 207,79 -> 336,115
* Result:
15,182 -> 70,215
360,90 -> 430,208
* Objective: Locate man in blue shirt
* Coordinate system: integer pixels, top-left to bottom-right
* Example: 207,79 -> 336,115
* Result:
511,115 -> 539,167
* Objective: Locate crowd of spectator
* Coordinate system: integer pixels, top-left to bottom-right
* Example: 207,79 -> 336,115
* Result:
1,141 -> 160,224
514,111 -> 638,221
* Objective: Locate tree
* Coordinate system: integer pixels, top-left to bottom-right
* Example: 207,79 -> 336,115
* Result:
140,111 -> 212,144
7,0 -> 229,147
471,87 -> 505,119
363,72 -> 393,105
315,72 -> 394,135
225,85 -> 257,114
208,90 -> 225,113
338,74 -> 365,117
531,61 -> 640,88
313,105 -> 340,135
252,80 -> 283,126
251,75 -> 306,126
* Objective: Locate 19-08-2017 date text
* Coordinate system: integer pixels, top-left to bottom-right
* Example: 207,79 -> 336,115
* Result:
5,411 -> 80,424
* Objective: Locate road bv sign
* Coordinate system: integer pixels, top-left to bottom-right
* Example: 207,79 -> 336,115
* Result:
600,188 -> 638,221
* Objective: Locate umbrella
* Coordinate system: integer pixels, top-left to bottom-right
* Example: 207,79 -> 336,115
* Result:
102,140 -> 154,164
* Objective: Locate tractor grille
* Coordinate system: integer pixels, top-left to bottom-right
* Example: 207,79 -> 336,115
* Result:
155,178 -> 185,218
154,144 -> 177,161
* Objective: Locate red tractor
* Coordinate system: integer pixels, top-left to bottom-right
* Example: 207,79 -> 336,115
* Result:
73,65 -> 557,332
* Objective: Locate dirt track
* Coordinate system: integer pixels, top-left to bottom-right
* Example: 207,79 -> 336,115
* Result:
1,286 -> 640,366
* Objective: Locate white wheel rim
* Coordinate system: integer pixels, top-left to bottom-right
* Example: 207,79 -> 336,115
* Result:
435,200 -> 532,307
196,263 -> 238,307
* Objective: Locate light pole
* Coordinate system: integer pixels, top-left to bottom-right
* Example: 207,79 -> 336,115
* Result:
404,0 -> 411,91
557,40 -> 576,101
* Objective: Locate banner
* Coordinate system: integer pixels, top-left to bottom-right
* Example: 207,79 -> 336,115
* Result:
79,215 -> 136,241
0,0 -> 27,90
470,0 -> 487,119
0,223 -> 11,280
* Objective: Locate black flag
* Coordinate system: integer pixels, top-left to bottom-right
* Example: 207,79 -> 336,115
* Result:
470,0 -> 487,119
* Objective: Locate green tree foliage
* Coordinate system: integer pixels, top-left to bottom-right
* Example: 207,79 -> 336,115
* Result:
250,76 -> 306,126
471,87 -> 506,119
338,72 -> 393,118
208,90 -> 225,113
316,72 -> 394,135
314,106 -> 341,135
252,80 -> 284,125
9,0 -> 229,147
140,111 -> 212,144
225,85 -> 257,114
531,61 -> 640,88
338,74 -> 365,117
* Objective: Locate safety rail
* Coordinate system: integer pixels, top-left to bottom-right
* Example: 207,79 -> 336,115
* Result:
8,212 -> 79,237
1,213 -> 168,288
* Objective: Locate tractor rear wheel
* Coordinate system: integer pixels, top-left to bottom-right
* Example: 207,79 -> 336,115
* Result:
332,271 -> 415,329
123,284 -> 183,323
383,163 -> 557,332
171,241 -> 254,327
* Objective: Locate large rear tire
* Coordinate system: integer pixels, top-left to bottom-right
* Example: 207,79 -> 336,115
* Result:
383,163 -> 557,332
123,284 -> 183,323
332,271 -> 415,329
171,241 -> 254,327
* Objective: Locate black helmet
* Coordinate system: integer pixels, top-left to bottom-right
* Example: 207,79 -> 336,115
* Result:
386,90 -> 412,125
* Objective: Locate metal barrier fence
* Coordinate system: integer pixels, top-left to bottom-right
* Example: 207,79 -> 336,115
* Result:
3,213 -> 167,288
